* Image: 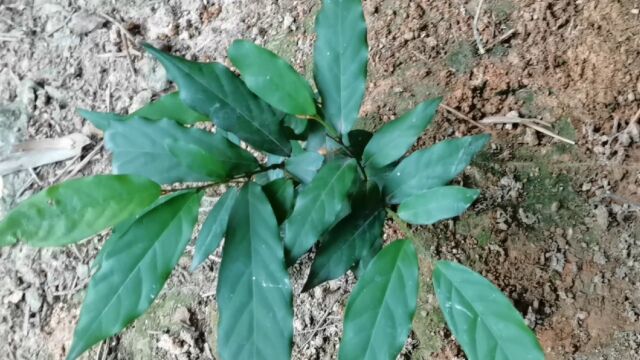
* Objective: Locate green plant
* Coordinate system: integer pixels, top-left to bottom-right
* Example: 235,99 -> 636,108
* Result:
0,1 -> 544,359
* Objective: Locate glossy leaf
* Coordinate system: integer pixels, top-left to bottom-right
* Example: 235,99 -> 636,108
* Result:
398,186 -> 480,225
0,175 -> 160,247
191,188 -> 239,271
228,40 -> 316,116
363,98 -> 441,169
284,151 -> 324,183
78,92 -> 207,131
105,117 -> 259,184
433,261 -> 544,360
66,191 -> 203,360
262,178 -> 295,224
314,0 -> 368,134
166,141 -> 258,181
304,184 -> 385,290
384,134 -> 490,203
217,183 -> 293,360
130,91 -> 208,124
144,44 -> 292,156
340,239 -> 419,360
284,159 -> 359,264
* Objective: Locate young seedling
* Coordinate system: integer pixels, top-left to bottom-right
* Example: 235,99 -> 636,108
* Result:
0,1 -> 544,359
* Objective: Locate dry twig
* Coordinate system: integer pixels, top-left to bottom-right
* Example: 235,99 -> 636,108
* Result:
480,115 -> 576,145
439,104 -> 494,133
473,0 -> 486,54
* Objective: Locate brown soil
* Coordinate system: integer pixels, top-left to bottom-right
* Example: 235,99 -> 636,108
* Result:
1,0 -> 639,359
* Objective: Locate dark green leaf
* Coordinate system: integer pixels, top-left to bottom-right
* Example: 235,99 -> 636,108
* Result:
262,178 -> 295,224
340,239 -> 419,360
363,98 -> 441,169
384,134 -> 490,203
105,117 -> 259,184
284,151 -> 324,183
433,261 -> 544,360
284,158 -> 359,264
217,183 -> 293,360
314,0 -> 368,134
78,92 -> 207,132
191,188 -> 239,271
398,186 -> 480,225
304,184 -> 385,290
166,140 -> 258,181
130,91 -> 208,124
66,191 -> 203,360
78,109 -> 123,131
0,175 -> 160,247
346,129 -> 373,159
144,44 -> 292,156
228,40 -> 316,116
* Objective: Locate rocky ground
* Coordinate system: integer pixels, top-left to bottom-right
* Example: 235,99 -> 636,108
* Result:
0,0 -> 639,359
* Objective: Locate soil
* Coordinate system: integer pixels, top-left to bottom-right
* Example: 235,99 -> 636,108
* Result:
1,0 -> 639,359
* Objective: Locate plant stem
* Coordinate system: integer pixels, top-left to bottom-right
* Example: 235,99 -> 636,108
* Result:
162,163 -> 283,194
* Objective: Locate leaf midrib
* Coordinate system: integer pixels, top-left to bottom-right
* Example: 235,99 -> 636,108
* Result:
439,268 -> 515,359
361,245 -> 405,359
74,195 -> 193,351
170,59 -> 288,154
288,161 -> 353,252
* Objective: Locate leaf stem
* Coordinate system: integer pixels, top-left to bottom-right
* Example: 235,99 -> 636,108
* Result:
162,163 -> 283,194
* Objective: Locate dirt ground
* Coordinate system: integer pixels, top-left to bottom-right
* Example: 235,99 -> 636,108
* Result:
1,0 -> 639,359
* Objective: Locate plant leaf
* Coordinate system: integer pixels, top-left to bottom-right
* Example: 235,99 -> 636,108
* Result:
78,109 -> 124,131
262,178 -> 295,224
433,261 -> 544,360
166,140 -> 258,181
384,134 -> 490,203
346,129 -> 373,159
363,98 -> 441,169
228,40 -> 316,116
304,184 -> 385,290
0,175 -> 160,247
398,186 -> 480,225
284,158 -> 358,264
217,183 -> 293,360
78,92 -> 207,132
339,239 -> 419,360
130,91 -> 208,124
314,0 -> 368,134
284,151 -> 324,184
144,44 -> 292,156
283,114 -> 308,136
66,190 -> 203,360
191,188 -> 239,271
105,117 -> 259,184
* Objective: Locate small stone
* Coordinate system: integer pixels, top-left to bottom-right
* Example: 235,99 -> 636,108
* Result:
524,127 -> 539,146
5,290 -> 23,304
425,36 -> 438,47
282,13 -> 294,30
631,8 -> 639,15
551,201 -> 560,212
172,306 -> 191,326
146,5 -> 176,39
25,287 -> 42,311
594,205 -> 609,229
403,31 -> 414,40
76,264 -> 89,280
69,11 -> 105,35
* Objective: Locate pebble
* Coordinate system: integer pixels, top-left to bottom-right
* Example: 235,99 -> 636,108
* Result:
25,287 -> 42,311
69,11 -> 105,35
282,13 -> 294,30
